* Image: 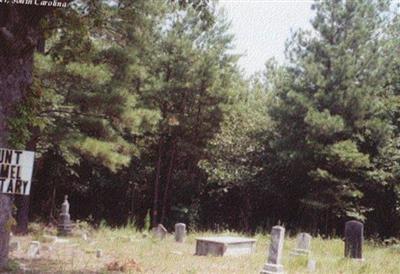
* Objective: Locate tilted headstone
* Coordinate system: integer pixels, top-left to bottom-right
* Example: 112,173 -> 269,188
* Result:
57,195 -> 73,236
152,224 -> 168,239
344,220 -> 363,260
290,233 -> 312,256
174,223 -> 186,243
260,226 -> 285,274
27,241 -> 40,258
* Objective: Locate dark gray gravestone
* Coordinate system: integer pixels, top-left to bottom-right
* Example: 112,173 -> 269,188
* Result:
344,220 -> 363,260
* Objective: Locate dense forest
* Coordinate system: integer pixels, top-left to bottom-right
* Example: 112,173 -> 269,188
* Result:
3,0 -> 400,241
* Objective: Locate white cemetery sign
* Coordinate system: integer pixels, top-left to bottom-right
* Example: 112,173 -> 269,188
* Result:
0,148 -> 35,195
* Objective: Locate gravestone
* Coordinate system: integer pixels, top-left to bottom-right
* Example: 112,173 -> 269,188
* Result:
9,241 -> 20,252
344,220 -> 363,260
195,236 -> 256,256
174,223 -> 187,243
57,195 -> 73,236
260,226 -> 285,274
152,224 -> 168,239
82,233 -> 88,241
290,233 -> 312,256
96,249 -> 103,258
27,241 -> 40,258
307,259 -> 316,272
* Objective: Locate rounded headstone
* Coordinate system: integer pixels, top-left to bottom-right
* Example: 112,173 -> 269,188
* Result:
174,223 -> 186,243
61,195 -> 70,214
344,220 -> 364,260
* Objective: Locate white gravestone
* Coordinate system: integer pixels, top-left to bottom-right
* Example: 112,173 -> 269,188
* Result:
307,259 -> 317,272
152,224 -> 168,239
290,233 -> 312,256
27,241 -> 40,258
261,226 -> 285,274
174,223 -> 187,243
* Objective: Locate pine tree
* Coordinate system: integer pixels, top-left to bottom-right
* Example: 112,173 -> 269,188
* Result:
265,0 -> 396,233
199,75 -> 271,231
139,6 -> 239,226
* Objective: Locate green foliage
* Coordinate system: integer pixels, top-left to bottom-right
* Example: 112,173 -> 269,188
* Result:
11,0 -> 400,239
263,0 -> 400,232
3,259 -> 21,273
144,210 -> 151,232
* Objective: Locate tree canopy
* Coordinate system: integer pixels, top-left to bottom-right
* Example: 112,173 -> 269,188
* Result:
1,0 -> 400,247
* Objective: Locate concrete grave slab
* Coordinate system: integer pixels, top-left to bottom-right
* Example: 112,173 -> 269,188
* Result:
195,236 -> 256,256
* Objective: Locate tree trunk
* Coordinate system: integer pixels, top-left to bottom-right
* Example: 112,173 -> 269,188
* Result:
49,183 -> 57,223
15,127 -> 39,235
14,196 -> 30,235
160,140 -> 176,224
0,196 -> 12,268
0,6 -> 44,267
152,137 -> 163,227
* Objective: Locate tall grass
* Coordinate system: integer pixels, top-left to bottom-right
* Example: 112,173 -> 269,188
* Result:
10,224 -> 400,273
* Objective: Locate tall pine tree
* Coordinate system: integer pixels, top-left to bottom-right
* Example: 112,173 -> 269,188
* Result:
265,0 -> 396,234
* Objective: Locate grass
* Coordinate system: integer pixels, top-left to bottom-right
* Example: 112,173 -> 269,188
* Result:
8,224 -> 400,273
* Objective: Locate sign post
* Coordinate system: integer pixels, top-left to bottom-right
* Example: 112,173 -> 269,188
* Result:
0,148 -> 35,195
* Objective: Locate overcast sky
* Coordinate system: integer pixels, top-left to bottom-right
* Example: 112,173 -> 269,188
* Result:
218,0 -> 315,76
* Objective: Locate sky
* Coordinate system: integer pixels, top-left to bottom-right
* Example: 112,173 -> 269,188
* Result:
218,0 -> 315,76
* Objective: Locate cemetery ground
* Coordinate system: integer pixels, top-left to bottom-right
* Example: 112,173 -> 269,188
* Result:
6,223 -> 400,274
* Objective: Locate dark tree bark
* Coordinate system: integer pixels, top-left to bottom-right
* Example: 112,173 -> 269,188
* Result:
14,196 -> 30,235
14,34 -> 44,235
152,138 -> 163,227
160,140 -> 176,224
0,4 -> 52,268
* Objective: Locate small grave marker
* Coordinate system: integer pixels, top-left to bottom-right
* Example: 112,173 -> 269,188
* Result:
27,241 -> 40,258
174,223 -> 186,243
307,259 -> 316,272
152,224 -> 168,239
290,233 -> 312,256
96,249 -> 103,258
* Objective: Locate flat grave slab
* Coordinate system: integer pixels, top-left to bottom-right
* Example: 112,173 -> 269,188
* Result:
195,236 -> 256,256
